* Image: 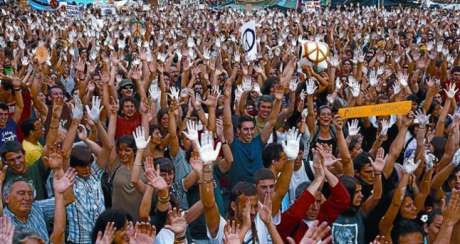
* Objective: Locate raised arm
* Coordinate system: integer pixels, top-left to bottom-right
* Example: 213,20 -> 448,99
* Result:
335,116 -> 353,176
383,115 -> 411,178
50,168 -> 76,244
361,148 -> 385,215
433,190 -> 460,244
223,81 -> 234,144
379,173 -> 409,238
260,86 -> 283,144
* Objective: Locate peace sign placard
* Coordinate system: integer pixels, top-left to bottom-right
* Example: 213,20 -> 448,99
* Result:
240,20 -> 257,61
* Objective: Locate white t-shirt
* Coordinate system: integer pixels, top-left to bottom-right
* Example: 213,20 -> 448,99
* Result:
288,163 -> 310,206
206,213 -> 281,244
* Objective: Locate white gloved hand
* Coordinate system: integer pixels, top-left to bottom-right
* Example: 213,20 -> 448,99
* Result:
183,120 -> 199,143
414,109 -> 430,128
347,76 -> 360,97
368,69 -> 378,87
444,83 -> 459,99
198,130 -> 222,164
132,126 -> 151,149
71,96 -> 83,120
282,127 -> 301,160
306,79 -> 318,95
169,87 -> 180,101
149,84 -> 161,102
85,96 -> 104,123
380,119 -> 390,136
347,119 -> 360,136
397,72 -> 409,87
402,157 -> 421,174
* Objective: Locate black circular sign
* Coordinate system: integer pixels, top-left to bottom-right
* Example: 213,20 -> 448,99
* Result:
242,28 -> 255,53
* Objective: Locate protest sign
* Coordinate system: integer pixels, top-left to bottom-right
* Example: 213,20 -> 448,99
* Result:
66,5 -> 82,17
240,20 -> 257,62
338,101 -> 412,119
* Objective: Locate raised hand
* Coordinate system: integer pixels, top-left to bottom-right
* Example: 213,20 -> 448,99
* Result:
444,190 -> 460,224
347,76 -> 360,97
258,193 -> 273,225
306,78 -> 318,95
368,69 -> 378,87
335,78 -> 342,91
148,84 -> 161,102
286,221 -> 332,244
0,164 -> 7,185
316,144 -> 341,167
402,156 -> 421,174
397,72 -> 409,87
132,126 -> 150,150
145,164 -> 168,191
169,87 -> 180,102
242,76 -> 253,92
392,82 -> 401,95
197,130 -> 221,164
0,216 -> 15,244
329,55 -> 340,67
380,119 -> 390,136
95,222 -> 116,244
289,78 -> 299,92
282,127 -> 301,160
71,96 -> 84,121
347,119 -> 360,136
369,148 -> 387,173
182,120 -> 199,143
425,153 -> 437,170
414,109 -> 430,128
223,220 -> 241,244
43,144 -> 65,169
444,83 -> 458,99
164,208 -> 187,237
128,222 -> 156,244
53,167 -> 77,194
85,96 -> 104,123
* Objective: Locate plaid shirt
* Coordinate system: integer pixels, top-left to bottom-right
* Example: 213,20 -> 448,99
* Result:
4,198 -> 55,243
66,162 -> 105,244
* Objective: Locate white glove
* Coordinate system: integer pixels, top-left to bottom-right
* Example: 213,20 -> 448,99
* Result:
392,82 -> 401,95
187,37 -> 195,48
402,156 -> 421,174
85,96 -> 104,123
436,41 -> 443,53
380,119 -> 390,136
203,48 -> 210,60
71,96 -> 83,120
289,79 -> 299,92
368,69 -> 378,87
198,130 -> 222,164
282,127 -> 301,160
234,51 -> 241,63
329,55 -> 340,67
347,119 -> 360,136
453,148 -> 460,167
183,120 -> 199,143
169,87 -> 180,101
157,53 -> 167,63
149,84 -> 161,102
444,83 -> 458,98
414,109 -> 430,128
397,72 -> 409,87
132,126 -> 150,149
301,108 -> 308,118
306,79 -> 318,95
376,66 -> 384,76
424,153 -> 437,170
347,76 -> 360,97
335,77 -> 342,90
242,76 -> 253,92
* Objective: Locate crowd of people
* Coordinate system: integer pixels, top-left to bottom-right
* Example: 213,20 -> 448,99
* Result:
0,1 -> 460,244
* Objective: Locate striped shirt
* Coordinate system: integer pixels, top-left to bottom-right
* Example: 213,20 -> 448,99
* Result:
66,162 -> 105,244
4,198 -> 55,243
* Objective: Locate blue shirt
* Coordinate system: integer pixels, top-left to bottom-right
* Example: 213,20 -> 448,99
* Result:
228,135 -> 264,188
4,198 -> 55,243
66,162 -> 105,244
0,118 -> 18,143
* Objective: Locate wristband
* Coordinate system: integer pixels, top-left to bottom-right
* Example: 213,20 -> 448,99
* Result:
14,88 -> 21,92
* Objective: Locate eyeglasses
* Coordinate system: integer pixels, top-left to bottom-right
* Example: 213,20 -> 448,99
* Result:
122,85 -> 134,90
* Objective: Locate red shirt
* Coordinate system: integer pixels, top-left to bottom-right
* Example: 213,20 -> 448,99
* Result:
276,183 -> 350,243
115,113 -> 142,139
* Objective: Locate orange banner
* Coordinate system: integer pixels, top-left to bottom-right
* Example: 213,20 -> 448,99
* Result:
338,101 -> 412,119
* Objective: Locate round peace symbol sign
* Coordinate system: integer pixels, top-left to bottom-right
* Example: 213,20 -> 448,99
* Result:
242,28 -> 255,52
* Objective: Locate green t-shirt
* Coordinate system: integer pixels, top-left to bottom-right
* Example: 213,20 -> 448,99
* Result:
5,159 -> 50,200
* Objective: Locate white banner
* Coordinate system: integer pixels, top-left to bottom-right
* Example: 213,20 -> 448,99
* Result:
240,20 -> 257,62
100,5 -> 117,15
66,5 -> 83,18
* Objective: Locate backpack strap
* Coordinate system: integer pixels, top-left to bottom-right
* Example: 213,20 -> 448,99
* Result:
109,164 -> 122,183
